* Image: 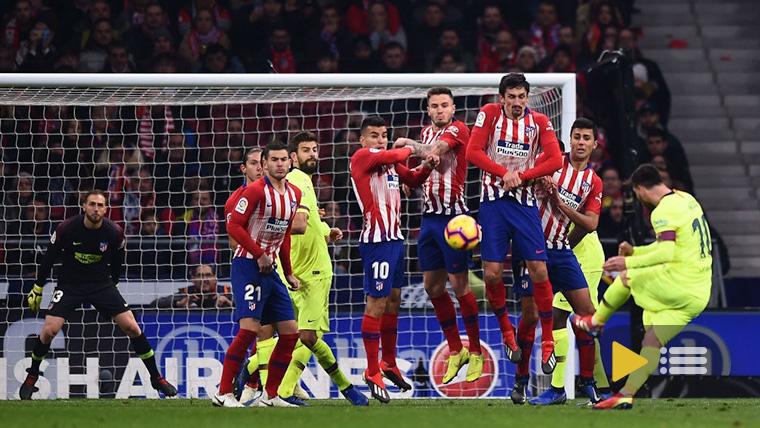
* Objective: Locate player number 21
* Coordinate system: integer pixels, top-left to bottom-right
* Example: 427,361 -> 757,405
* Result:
371,261 -> 389,279
244,284 -> 261,302
691,215 -> 712,258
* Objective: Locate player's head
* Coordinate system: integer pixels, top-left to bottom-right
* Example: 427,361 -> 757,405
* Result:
262,141 -> 291,181
359,115 -> 388,150
82,189 -> 108,225
240,147 -> 263,182
289,131 -> 319,175
499,73 -> 530,119
570,117 -> 598,163
630,163 -> 668,209
426,87 -> 456,128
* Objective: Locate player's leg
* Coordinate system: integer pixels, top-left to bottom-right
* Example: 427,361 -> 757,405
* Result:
525,259 -> 556,374
572,270 -> 633,334
380,287 -> 412,390
479,200 -> 520,360
529,306 -> 571,406
251,326 -> 276,387
512,296 -> 537,405
561,287 -> 600,403
449,270 -> 483,381
19,314 -> 66,400
426,268 -> 468,384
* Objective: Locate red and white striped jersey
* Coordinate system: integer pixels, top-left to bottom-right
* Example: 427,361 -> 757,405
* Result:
419,120 -> 470,215
537,156 -> 603,249
350,146 -> 433,243
469,103 -> 559,205
226,177 -> 302,259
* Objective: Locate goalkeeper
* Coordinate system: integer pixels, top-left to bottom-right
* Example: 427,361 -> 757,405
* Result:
21,190 -> 177,399
572,164 -> 712,410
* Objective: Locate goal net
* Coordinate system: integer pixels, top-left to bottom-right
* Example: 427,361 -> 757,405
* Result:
0,73 -> 575,400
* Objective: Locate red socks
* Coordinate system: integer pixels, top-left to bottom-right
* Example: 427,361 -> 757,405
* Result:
431,293 -> 463,353
573,325 -> 596,379
362,314 -> 382,376
219,328 -> 256,394
516,317 -> 536,377
457,292 -> 481,354
533,279 -> 555,343
381,312 -> 399,367
485,281 -> 516,346
265,332 -> 298,398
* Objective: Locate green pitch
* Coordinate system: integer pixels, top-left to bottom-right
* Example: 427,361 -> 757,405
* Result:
2,399 -> 757,428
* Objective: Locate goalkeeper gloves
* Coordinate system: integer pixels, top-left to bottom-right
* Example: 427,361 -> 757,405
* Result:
27,284 -> 44,313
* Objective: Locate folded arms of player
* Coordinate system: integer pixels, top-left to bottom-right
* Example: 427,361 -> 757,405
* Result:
517,121 -> 562,181
395,159 -> 436,187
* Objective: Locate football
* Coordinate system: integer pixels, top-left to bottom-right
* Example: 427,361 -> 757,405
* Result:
444,215 -> 481,251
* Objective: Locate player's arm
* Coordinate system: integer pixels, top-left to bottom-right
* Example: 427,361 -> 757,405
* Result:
395,160 -> 434,187
290,206 -> 309,235
357,146 -> 414,170
280,222 -> 300,291
395,139 -> 451,157
559,176 -> 602,233
466,107 -> 509,177
567,225 -> 587,249
30,224 -> 65,311
607,207 -> 676,270
226,185 -> 267,259
111,226 -> 126,286
518,116 -> 562,181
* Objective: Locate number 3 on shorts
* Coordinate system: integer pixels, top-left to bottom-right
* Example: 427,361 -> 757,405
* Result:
52,289 -> 63,303
244,284 -> 261,302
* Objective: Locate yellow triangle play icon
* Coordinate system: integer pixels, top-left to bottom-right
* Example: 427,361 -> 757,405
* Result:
612,341 -> 650,381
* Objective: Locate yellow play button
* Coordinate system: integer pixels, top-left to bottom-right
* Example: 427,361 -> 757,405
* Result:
612,341 -> 650,381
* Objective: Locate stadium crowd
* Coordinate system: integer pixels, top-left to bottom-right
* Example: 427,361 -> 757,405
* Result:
0,0 -> 696,285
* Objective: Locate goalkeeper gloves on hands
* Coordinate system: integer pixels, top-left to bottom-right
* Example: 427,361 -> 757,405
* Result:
27,284 -> 44,313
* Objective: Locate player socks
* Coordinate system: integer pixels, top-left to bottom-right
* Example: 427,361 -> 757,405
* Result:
361,314 -> 381,376
550,328 -> 569,388
256,337 -> 277,387
380,312 -> 399,367
573,325 -> 596,379
594,277 -> 631,325
532,279 -> 555,343
312,339 -> 351,390
594,339 -> 611,390
621,346 -> 660,396
245,342 -> 259,375
457,292 -> 481,354
131,333 -> 161,379
431,293 -> 463,353
266,333 -> 299,399
516,317 -> 536,377
485,281 -> 516,346
29,337 -> 51,375
219,329 -> 256,394
277,340 -> 312,397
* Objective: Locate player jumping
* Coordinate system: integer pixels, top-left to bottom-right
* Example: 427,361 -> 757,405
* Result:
21,190 -> 177,400
572,164 -> 712,410
392,87 -> 484,384
465,73 -> 563,373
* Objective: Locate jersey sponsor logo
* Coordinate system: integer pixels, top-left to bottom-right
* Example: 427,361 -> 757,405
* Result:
474,111 -> 486,127
558,186 -> 583,210
264,217 -> 289,234
99,241 -> 109,252
74,252 -> 103,264
387,174 -> 400,189
234,197 -> 249,214
429,339 -> 499,397
496,140 -> 530,158
51,231 -> 57,244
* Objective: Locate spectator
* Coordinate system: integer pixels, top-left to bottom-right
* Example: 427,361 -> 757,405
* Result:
477,28 -> 518,72
408,1 -> 445,67
15,20 -> 57,72
620,27 -> 671,124
476,4 -> 508,61
79,18 -> 113,72
345,0 -> 402,37
582,0 -> 622,61
598,197 -> 626,242
380,41 -> 408,73
529,1 -> 561,61
304,5 -> 352,66
152,264 -> 233,309
2,172 -> 35,226
231,0 -> 284,59
3,0 -> 35,51
102,42 -> 135,73
178,0 -> 231,36
316,51 -> 339,73
543,44 -> 575,73
345,36 -> 378,72
139,209 -> 167,236
53,48 -> 80,72
600,165 -> 622,210
558,25 -> 576,51
514,45 -> 539,72
6,199 -> 51,236
78,0 -> 128,48
643,128 -> 693,192
253,25 -> 300,73
433,50 -> 465,73
367,0 -> 407,53
178,189 -> 221,266
178,8 -> 231,70
126,2 -> 171,65
413,0 -> 463,27
427,27 -> 474,72
0,46 -> 17,71
196,42 -> 245,73
151,52 -> 179,73
137,105 -> 175,161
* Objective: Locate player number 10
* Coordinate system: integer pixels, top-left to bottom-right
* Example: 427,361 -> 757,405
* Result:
244,284 -> 261,302
371,261 -> 390,280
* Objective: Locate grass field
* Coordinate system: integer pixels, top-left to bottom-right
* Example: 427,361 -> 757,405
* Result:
1,398 -> 758,428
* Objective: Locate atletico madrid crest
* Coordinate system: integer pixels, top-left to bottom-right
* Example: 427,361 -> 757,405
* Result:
99,241 -> 108,252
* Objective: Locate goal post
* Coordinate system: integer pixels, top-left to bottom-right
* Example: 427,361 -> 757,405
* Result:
0,73 -> 576,400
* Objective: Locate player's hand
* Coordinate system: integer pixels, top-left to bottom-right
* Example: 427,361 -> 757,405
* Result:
285,274 -> 300,291
27,284 -> 43,313
424,154 -> 440,169
603,256 -> 627,272
392,137 -> 413,149
502,171 -> 522,190
328,227 -> 343,242
618,241 -> 634,256
257,254 -> 274,273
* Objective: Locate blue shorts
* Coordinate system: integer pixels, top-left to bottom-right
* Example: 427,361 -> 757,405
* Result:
359,240 -> 405,298
512,249 -> 588,299
418,214 -> 470,274
231,257 -> 295,324
479,196 -> 547,263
